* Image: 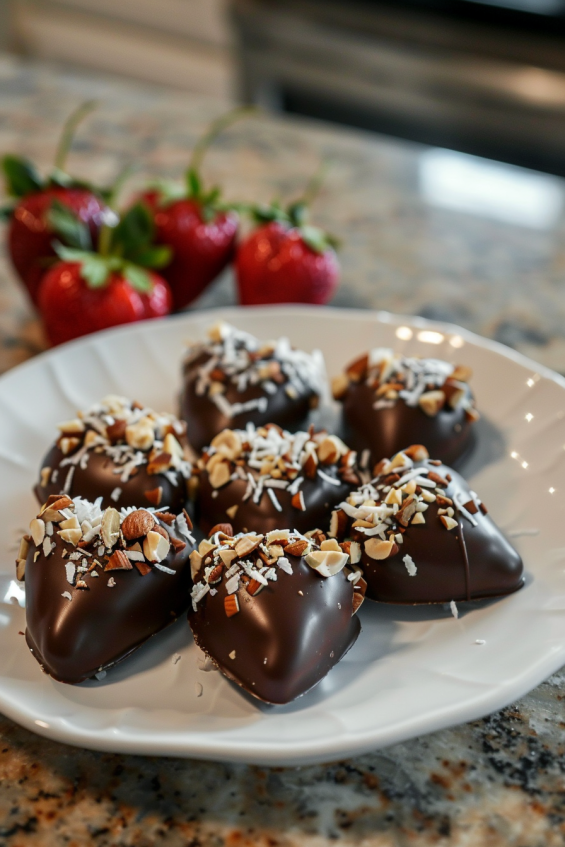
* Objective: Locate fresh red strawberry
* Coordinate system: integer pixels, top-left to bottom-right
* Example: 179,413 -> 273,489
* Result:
140,108 -> 250,311
2,102 -> 108,305
37,203 -> 172,346
236,198 -> 339,306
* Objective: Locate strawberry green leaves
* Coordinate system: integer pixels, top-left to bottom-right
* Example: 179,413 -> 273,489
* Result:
2,155 -> 43,199
53,203 -> 171,292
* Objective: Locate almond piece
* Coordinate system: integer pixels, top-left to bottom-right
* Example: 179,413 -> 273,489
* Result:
321,538 -> 341,552
59,515 -> 80,531
440,516 -> 458,531
384,488 -> 402,506
451,365 -> 473,383
208,461 -> 231,489
29,518 -> 45,547
291,491 -> 306,511
351,575 -> 367,614
134,560 -> 152,576
397,496 -> 417,527
126,418 -> 155,451
171,538 -> 186,552
190,550 -> 203,580
58,528 -> 82,546
163,432 -> 184,463
419,390 -> 446,417
209,522 -> 234,538
305,549 -> 349,577
59,437 -> 81,456
154,511 -> 175,525
331,373 -> 349,400
122,509 -> 156,540
106,419 -> 127,444
302,452 -> 318,479
145,487 -> 163,507
100,507 -> 121,549
57,418 -> 85,434
226,505 -> 239,519
208,564 -> 224,584
234,534 -> 262,558
105,550 -> 133,571
39,467 -> 51,487
346,354 -> 369,382
147,452 -> 173,475
428,471 -> 449,487
364,538 -> 394,560
224,594 -> 240,617
210,429 -> 242,461
143,530 -> 170,563
16,557 -> 26,581
18,535 -> 30,562
404,444 -> 430,462
284,539 -> 309,557
329,508 -> 348,539
442,377 -> 467,409
317,435 -> 345,465
218,548 -> 237,568
349,541 -> 362,564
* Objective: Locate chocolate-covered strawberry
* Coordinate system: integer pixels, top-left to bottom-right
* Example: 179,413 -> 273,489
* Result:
141,108 -> 250,311
333,349 -> 479,466
329,445 -> 524,605
195,424 -> 358,537
180,321 -> 324,453
189,526 -> 365,704
2,101 -> 108,305
236,192 -> 339,306
17,495 -> 195,684
38,202 -> 172,345
35,395 -> 192,512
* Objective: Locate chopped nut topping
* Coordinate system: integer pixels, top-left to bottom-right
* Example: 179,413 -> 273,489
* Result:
184,323 -> 322,417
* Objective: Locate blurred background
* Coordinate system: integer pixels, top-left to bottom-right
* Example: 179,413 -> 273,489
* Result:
4,0 -> 565,176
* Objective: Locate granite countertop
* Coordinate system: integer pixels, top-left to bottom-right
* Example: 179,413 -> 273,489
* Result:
1,55 -> 565,846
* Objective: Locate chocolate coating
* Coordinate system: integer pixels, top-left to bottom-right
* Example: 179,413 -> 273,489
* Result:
189,553 -> 360,704
36,444 -> 187,513
181,351 -> 316,454
341,382 -> 475,468
24,518 -> 193,684
350,462 -> 523,604
197,467 -> 352,537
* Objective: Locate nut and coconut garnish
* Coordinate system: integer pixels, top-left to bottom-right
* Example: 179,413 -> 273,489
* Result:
16,495 -> 195,594
332,349 -> 479,420
197,423 -> 360,511
190,525 -> 366,616
44,395 -> 192,500
184,322 -> 324,419
329,445 -> 488,565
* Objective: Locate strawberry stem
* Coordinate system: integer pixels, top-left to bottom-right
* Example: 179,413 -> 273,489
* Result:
54,100 -> 98,172
188,106 -> 256,187
299,161 -> 329,208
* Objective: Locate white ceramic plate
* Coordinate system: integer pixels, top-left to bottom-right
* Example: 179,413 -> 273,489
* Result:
0,306 -> 563,766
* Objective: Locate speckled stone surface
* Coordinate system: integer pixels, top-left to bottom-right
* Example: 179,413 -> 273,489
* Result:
1,54 -> 565,846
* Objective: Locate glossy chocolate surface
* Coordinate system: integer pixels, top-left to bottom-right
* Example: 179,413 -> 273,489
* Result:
341,382 -> 475,468
36,444 -> 187,513
337,458 -> 523,604
197,467 -> 352,537
24,513 -> 193,684
181,351 -> 316,454
189,552 -> 360,705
